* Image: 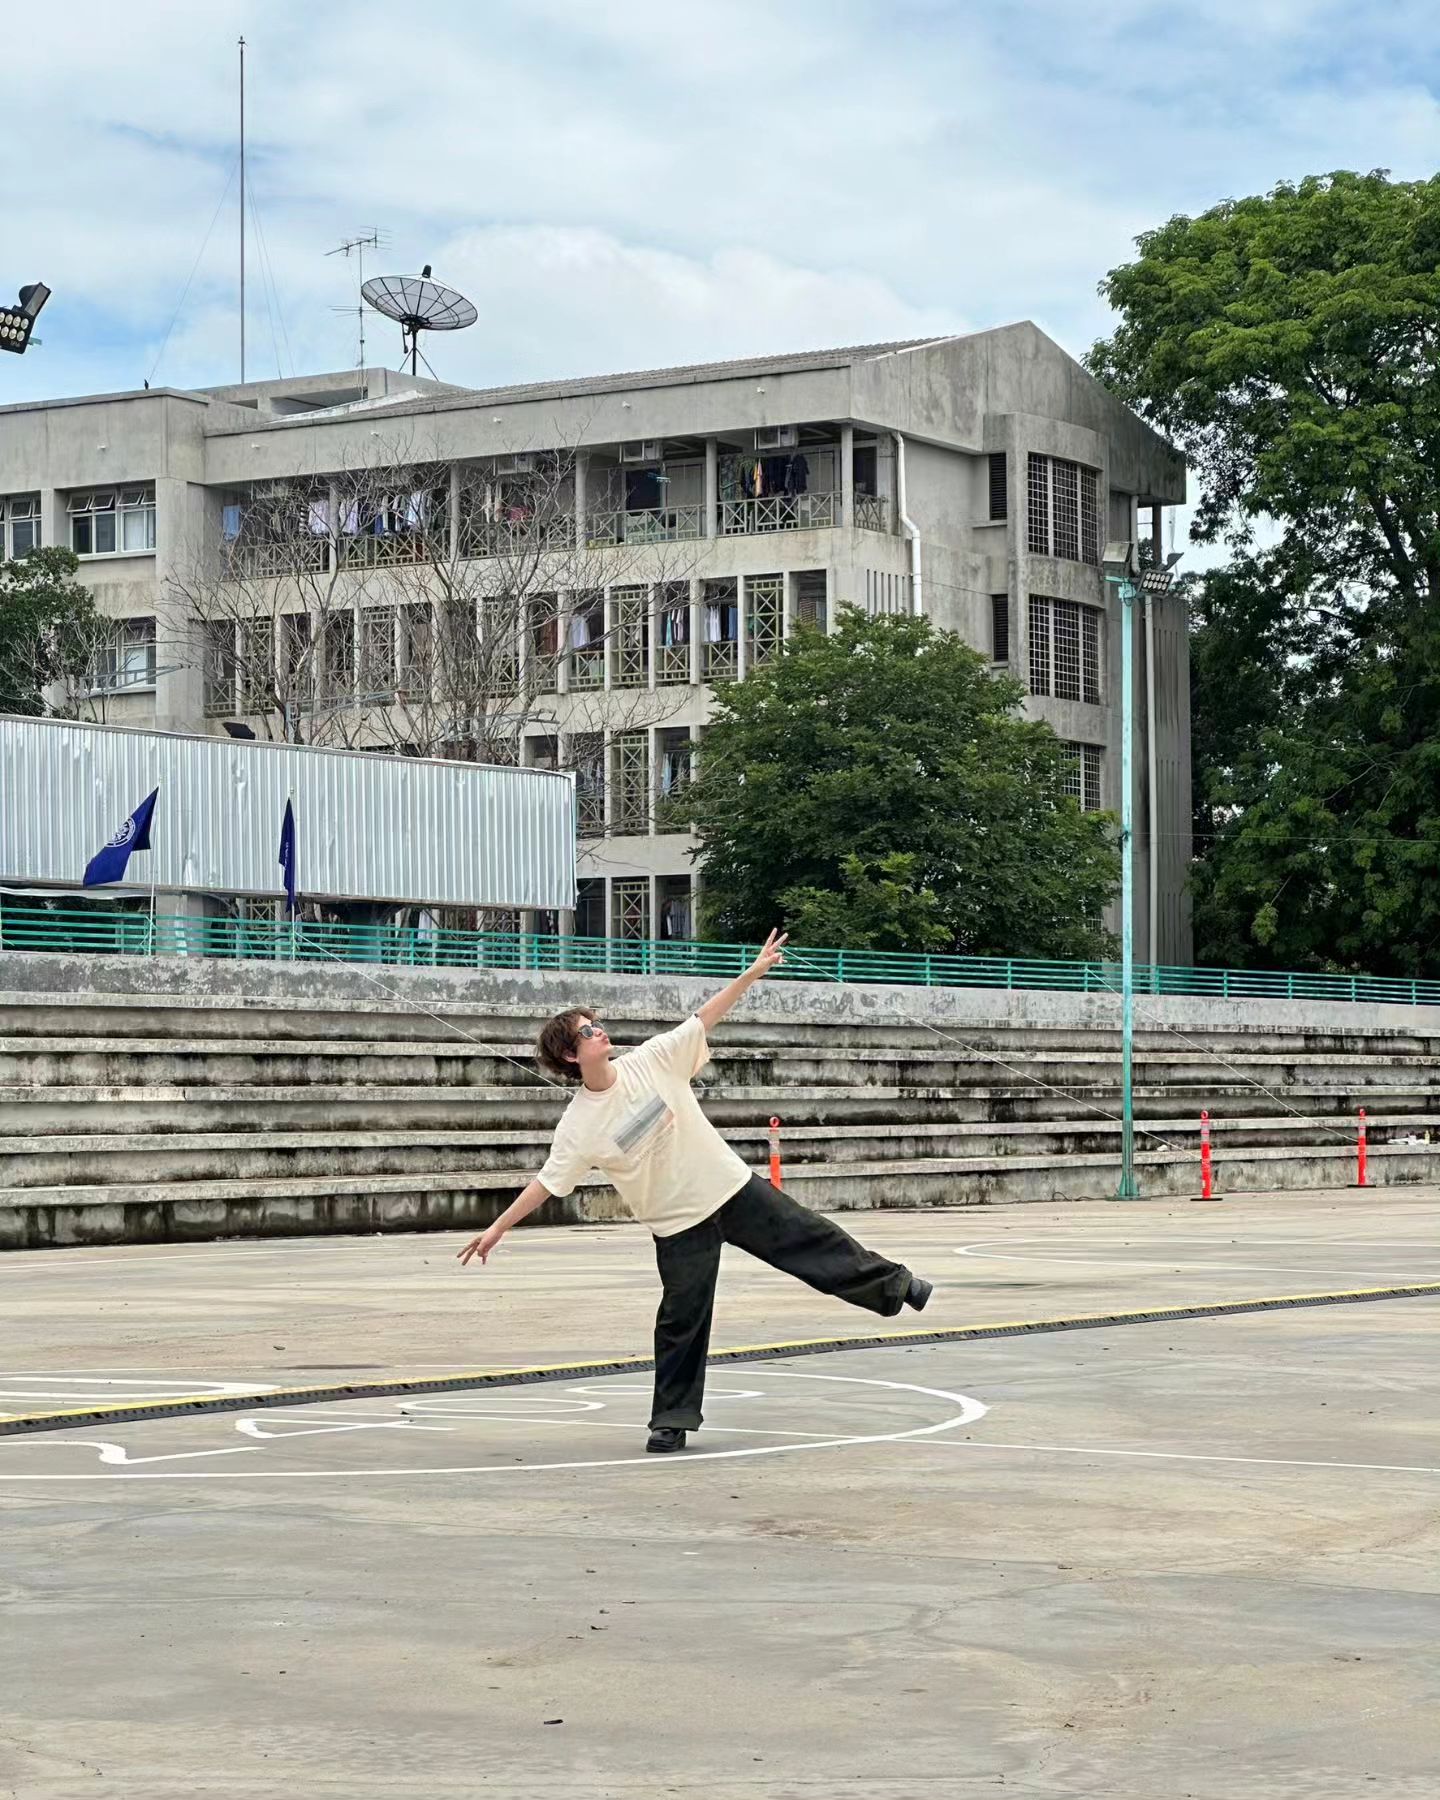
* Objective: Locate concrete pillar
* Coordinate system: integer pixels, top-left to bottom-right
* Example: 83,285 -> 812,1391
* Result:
689,577 -> 703,685
574,453 -> 588,552
556,589 -> 571,694
448,465 -> 461,563
840,424 -> 855,526
737,574 -> 748,681
153,475 -> 206,733
704,438 -> 718,539
602,585 -> 613,692
647,724 -> 658,836
782,570 -> 795,643
647,583 -> 657,692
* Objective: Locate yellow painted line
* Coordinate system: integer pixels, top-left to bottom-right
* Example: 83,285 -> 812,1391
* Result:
3,1281 -> 1439,1439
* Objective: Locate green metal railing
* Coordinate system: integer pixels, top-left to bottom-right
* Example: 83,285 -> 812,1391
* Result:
1,898 -> 1438,1006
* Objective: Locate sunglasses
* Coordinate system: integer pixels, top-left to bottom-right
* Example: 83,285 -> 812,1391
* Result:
576,1022 -> 605,1041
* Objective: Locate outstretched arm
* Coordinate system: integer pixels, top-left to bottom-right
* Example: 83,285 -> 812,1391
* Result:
696,929 -> 787,1035
457,1178 -> 551,1266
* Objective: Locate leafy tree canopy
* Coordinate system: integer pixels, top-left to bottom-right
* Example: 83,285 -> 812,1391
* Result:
1090,171 -> 1440,975
682,609 -> 1119,959
0,547 -> 101,717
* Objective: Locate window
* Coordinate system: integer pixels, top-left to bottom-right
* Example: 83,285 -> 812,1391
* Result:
204,621 -> 238,716
575,878 -> 605,938
794,570 -> 828,632
701,579 -> 739,682
655,734 -> 694,833
69,487 -> 155,556
2,494 -> 40,558
1026,455 -> 1098,564
987,452 -> 1007,521
94,617 -> 156,692
1060,742 -> 1104,812
990,593 -> 1010,663
571,733 -> 605,837
655,582 -> 692,684
1029,596 -> 1101,702
568,592 -> 605,691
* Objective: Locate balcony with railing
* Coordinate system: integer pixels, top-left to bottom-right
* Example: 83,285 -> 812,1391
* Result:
720,490 -> 842,535
585,504 -> 705,546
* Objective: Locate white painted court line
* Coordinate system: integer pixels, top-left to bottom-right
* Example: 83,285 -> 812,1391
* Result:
933,1437 -> 1440,1479
0,1369 -> 986,1481
954,1237 -> 1440,1283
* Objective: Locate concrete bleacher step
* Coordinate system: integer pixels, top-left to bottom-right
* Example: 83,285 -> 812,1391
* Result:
3,1139 -> 1436,1249
1,1114 -> 1430,1190
4,951 -> 1439,1246
6,1034 -> 1440,1095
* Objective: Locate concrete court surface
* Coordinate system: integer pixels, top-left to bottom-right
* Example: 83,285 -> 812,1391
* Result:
2,1193 -> 1440,1798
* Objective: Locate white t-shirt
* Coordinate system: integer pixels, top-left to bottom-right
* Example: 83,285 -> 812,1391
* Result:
536,1016 -> 752,1237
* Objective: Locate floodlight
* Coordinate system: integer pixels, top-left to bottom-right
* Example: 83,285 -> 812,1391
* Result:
0,282 -> 49,355
1102,539 -> 1138,575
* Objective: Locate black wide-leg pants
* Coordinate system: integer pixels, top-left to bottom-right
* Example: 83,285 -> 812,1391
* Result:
649,1174 -> 913,1431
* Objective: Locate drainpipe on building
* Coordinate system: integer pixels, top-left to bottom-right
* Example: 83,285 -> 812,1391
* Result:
893,432 -> 923,615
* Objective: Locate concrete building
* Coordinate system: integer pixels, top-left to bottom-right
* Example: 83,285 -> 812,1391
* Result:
0,327 -> 1190,961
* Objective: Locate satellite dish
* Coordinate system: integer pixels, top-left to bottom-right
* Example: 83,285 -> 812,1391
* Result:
361,267 -> 477,375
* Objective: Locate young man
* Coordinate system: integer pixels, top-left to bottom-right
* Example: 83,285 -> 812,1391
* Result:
457,930 -> 932,1453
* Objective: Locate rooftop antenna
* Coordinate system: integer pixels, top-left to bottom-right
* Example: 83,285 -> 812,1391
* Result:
362,265 -> 477,379
328,230 -> 386,396
238,35 -> 246,383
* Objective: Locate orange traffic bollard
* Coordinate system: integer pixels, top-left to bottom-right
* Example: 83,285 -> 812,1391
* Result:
1354,1107 -> 1369,1188
768,1116 -> 783,1188
1193,1109 -> 1217,1201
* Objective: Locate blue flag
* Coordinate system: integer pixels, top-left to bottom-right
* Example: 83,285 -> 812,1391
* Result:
83,788 -> 159,888
278,799 -> 298,916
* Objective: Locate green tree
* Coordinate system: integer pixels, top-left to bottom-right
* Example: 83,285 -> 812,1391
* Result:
0,546 -> 101,716
682,609 -> 1119,958
1089,170 -> 1440,974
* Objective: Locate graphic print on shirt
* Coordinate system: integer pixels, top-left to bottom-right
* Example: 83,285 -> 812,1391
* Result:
613,1092 -> 675,1161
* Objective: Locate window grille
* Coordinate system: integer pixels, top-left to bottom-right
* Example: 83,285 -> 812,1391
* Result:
1028,596 -> 1102,702
1026,455 -> 1099,565
611,731 -> 650,833
610,586 -> 649,688
746,574 -> 784,668
613,878 -> 650,941
1060,742 -> 1105,811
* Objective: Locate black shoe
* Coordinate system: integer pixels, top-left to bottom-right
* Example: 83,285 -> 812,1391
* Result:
646,1427 -> 688,1454
904,1275 -> 933,1312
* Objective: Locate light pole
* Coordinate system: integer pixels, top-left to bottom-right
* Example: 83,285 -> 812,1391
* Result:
1102,539 -> 1181,1201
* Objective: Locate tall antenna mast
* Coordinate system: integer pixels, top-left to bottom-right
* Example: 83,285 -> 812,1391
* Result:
328,231 -> 385,395
238,35 -> 246,383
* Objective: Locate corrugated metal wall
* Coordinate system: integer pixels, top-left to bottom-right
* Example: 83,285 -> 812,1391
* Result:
0,718 -> 576,910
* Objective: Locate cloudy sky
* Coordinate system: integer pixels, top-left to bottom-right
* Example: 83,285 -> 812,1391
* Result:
5,0 -> 1439,412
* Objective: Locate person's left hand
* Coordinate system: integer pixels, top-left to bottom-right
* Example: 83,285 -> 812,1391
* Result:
750,929 -> 788,978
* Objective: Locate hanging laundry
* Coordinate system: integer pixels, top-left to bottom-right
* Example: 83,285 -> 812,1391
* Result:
569,614 -> 591,650
307,498 -> 331,536
703,603 -> 722,644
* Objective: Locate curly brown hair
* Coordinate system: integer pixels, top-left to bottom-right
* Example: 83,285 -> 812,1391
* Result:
535,1007 -> 596,1083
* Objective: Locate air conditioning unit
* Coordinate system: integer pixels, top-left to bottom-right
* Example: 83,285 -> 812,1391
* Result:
754,425 -> 798,451
493,453 -> 537,476
619,439 -> 663,464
